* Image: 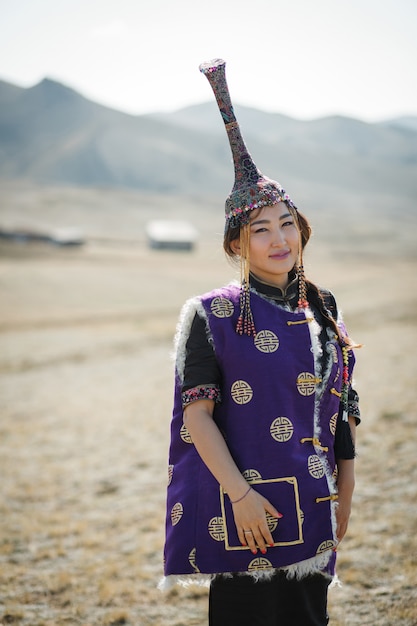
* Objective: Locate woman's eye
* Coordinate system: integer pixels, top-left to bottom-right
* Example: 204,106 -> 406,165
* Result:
283,221 -> 294,228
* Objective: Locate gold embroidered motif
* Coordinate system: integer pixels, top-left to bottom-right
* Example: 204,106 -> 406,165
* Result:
308,455 -> 325,479
329,413 -> 338,436
296,372 -> 321,396
266,511 -> 279,533
317,539 -> 337,554
243,469 -> 262,482
270,416 -> 294,442
254,329 -> 279,353
211,297 -> 234,318
168,464 -> 174,486
171,502 -> 183,526
231,380 -> 253,405
180,423 -> 193,444
188,548 -> 200,573
248,557 -> 273,571
208,516 -> 226,542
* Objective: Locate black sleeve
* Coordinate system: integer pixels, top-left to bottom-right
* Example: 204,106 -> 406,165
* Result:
182,312 -> 221,392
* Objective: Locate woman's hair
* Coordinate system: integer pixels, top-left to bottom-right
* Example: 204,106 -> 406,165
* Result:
223,202 -> 344,342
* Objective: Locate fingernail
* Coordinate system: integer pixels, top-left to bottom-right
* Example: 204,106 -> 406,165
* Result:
251,549 -> 257,555
261,549 -> 267,555
277,513 -> 284,518
269,543 -> 274,547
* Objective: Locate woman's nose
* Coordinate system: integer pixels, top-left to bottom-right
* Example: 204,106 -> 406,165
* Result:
272,228 -> 286,245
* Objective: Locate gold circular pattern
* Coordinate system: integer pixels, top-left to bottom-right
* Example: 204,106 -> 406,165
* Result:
168,464 -> 174,485
308,455 -> 325,479
231,380 -> 253,405
266,512 -> 278,533
317,539 -> 336,554
180,423 -> 193,444
211,297 -> 234,318
171,502 -> 184,526
242,469 -> 262,482
254,329 -> 279,353
188,548 -> 200,573
329,413 -> 338,436
296,372 -> 317,396
248,557 -> 273,571
270,416 -> 294,443
208,516 -> 225,542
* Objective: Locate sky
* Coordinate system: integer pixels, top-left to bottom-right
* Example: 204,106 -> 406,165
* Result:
0,0 -> 416,122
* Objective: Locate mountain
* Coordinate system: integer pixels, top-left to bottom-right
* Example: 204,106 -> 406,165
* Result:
0,77 -> 416,213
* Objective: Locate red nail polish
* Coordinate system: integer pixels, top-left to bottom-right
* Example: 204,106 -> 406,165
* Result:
261,549 -> 267,555
277,513 -> 284,518
252,549 -> 257,555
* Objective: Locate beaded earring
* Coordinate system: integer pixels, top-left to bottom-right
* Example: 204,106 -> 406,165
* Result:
293,209 -> 309,311
235,223 -> 256,337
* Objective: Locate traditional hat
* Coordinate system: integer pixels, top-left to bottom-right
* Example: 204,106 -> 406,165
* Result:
199,59 -> 307,335
199,58 -> 297,229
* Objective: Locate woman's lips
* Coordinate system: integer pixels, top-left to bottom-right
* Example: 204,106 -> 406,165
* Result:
269,250 -> 291,260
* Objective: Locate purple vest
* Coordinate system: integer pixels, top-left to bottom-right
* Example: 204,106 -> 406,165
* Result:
163,284 -> 354,583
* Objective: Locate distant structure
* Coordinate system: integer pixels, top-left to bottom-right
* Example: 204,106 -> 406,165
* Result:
146,220 -> 198,251
0,226 -> 85,247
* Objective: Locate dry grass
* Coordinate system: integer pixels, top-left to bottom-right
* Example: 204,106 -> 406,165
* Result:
0,185 -> 416,625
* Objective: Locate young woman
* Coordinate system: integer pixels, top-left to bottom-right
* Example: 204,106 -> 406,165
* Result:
160,59 -> 360,626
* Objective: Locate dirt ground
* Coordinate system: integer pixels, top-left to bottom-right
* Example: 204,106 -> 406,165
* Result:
0,189 -> 416,625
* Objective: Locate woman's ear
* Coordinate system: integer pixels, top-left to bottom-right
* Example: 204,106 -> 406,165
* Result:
230,238 -> 241,255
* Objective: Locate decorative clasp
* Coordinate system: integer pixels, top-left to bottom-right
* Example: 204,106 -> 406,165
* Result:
300,437 -> 329,452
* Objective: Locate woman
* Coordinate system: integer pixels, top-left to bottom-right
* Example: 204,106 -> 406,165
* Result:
161,59 -> 360,626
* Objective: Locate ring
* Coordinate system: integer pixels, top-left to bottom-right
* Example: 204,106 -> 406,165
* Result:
243,530 -> 252,534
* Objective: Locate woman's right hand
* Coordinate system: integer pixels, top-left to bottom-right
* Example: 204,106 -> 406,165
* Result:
232,487 -> 283,554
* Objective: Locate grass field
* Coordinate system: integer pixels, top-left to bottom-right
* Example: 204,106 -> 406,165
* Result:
0,184 -> 416,625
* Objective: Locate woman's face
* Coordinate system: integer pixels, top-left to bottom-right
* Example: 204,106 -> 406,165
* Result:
233,202 -> 300,289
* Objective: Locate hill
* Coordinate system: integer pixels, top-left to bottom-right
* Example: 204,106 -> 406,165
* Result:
0,77 -> 416,214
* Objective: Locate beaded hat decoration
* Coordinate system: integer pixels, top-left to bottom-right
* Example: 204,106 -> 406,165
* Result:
199,58 -> 309,335
199,58 -> 296,229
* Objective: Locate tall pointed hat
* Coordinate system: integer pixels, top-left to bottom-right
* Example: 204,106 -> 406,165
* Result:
199,58 -> 296,228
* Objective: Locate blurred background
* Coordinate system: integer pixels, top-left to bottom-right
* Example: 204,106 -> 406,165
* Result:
1,1 -> 416,624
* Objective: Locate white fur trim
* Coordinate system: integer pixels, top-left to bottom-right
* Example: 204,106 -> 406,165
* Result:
307,306 -> 338,538
282,550 -> 333,580
158,551 -> 334,591
158,573 -> 212,591
173,296 -> 209,383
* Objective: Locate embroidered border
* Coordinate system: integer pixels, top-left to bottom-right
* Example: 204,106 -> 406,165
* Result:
182,384 -> 222,407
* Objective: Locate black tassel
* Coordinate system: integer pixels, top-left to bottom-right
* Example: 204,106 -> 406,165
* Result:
334,405 -> 355,460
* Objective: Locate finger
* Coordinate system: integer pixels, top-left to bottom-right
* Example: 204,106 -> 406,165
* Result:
241,529 -> 258,554
252,523 -> 273,553
258,522 -> 275,550
264,501 -> 284,520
